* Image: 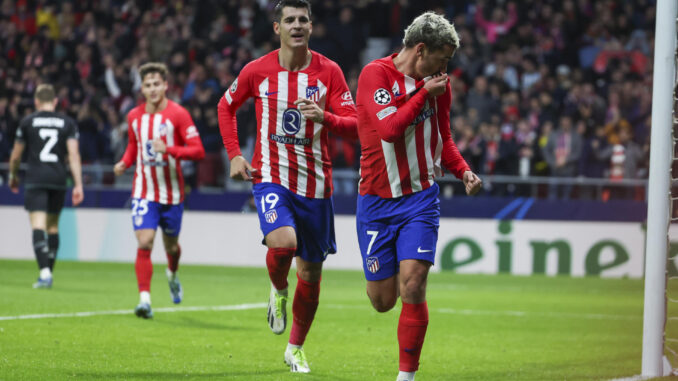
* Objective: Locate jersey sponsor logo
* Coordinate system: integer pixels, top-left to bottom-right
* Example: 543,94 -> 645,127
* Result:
306,86 -> 319,102
145,141 -> 157,160
391,82 -> 402,97
142,160 -> 168,167
264,91 -> 278,96
376,106 -> 397,120
185,125 -> 199,139
270,134 -> 311,145
264,209 -> 278,223
417,246 -> 433,253
411,108 -> 435,126
282,108 -> 302,135
340,90 -> 354,106
230,78 -> 238,93
373,88 -> 391,105
366,256 -> 380,274
33,117 -> 65,128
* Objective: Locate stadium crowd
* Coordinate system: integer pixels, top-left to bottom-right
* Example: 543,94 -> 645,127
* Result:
0,0 -> 658,199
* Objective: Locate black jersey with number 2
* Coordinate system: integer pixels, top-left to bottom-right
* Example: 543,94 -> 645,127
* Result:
16,111 -> 79,189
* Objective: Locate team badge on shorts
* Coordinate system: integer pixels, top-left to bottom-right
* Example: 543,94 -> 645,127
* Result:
366,256 -> 380,274
134,216 -> 144,226
265,209 -> 278,223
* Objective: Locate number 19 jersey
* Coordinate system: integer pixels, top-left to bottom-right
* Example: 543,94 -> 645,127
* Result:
218,49 -> 358,199
15,111 -> 79,189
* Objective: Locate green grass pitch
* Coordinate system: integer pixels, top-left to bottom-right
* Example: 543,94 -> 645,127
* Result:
0,259 -> 675,380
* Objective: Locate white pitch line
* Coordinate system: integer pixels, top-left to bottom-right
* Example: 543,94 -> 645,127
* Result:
434,307 -> 641,321
0,303 -> 266,321
0,302 -> 639,322
323,304 -> 640,321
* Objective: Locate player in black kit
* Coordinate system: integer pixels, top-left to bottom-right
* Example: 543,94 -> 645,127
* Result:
8,84 -> 84,288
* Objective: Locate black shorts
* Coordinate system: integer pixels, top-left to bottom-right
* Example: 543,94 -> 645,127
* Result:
24,188 -> 66,214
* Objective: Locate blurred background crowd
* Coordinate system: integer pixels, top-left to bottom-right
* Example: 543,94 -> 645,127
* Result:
0,0 -> 660,200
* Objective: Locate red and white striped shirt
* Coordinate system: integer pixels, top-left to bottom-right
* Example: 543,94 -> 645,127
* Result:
356,54 -> 470,198
121,100 -> 205,204
218,49 -> 358,199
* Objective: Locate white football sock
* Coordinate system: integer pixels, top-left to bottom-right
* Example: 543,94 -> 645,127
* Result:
140,291 -> 151,305
397,371 -> 416,381
39,268 -> 52,280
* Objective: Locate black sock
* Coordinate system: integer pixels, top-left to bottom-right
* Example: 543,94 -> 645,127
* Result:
32,230 -> 49,270
48,234 -> 59,271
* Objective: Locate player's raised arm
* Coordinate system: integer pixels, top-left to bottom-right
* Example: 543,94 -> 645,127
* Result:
436,82 -> 481,195
317,63 -> 358,139
357,64 -> 431,143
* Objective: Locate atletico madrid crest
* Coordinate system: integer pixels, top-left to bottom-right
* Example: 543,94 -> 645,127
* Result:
366,256 -> 380,274
265,209 -> 278,223
306,86 -> 319,102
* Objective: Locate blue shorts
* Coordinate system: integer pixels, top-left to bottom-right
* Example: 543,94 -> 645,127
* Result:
130,198 -> 183,237
252,183 -> 336,263
356,183 -> 440,281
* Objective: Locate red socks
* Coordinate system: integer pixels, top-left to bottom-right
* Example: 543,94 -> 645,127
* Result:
266,247 -> 295,290
398,301 -> 429,372
135,248 -> 153,292
289,273 -> 320,346
166,244 -> 181,273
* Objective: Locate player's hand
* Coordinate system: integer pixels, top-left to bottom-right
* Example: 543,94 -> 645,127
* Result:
423,74 -> 448,97
230,155 -> 257,181
294,98 -> 324,123
151,138 -> 166,153
463,170 -> 482,196
8,173 -> 19,193
72,185 -> 84,206
113,161 -> 127,176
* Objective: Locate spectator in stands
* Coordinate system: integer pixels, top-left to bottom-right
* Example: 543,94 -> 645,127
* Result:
0,0 -> 656,200
543,115 -> 582,199
597,126 -> 646,200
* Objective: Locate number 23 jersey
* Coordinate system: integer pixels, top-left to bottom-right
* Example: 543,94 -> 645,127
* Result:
16,111 -> 79,189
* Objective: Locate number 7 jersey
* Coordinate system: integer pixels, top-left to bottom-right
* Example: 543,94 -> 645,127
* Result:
16,111 -> 79,189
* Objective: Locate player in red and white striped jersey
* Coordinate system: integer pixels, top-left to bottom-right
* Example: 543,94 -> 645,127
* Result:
217,0 -> 357,373
218,35 -> 357,199
114,62 -> 205,319
355,12 -> 481,381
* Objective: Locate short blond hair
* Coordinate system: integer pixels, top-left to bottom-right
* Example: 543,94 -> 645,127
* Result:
34,84 -> 56,103
403,11 -> 460,52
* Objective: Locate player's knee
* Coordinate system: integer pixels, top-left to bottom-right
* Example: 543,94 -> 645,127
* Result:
371,297 -> 396,313
268,240 -> 297,250
297,267 -> 321,283
137,241 -> 153,250
165,243 -> 179,255
367,289 -> 397,312
400,278 -> 426,301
